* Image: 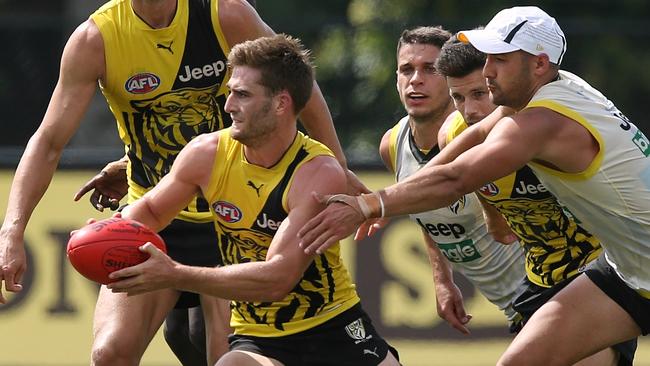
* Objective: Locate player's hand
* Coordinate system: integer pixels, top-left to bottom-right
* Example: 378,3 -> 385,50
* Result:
73,159 -> 128,212
107,242 -> 176,295
345,169 -> 370,195
0,231 -> 26,304
354,217 -> 390,241
435,281 -> 472,335
298,192 -> 366,254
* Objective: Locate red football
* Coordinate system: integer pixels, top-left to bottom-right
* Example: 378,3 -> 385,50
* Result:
66,217 -> 167,284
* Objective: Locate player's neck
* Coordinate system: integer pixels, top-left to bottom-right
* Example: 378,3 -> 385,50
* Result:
243,126 -> 298,168
408,102 -> 454,151
131,0 -> 178,28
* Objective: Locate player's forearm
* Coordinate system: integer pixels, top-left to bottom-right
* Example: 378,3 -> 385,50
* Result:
380,164 -> 467,217
299,83 -> 347,168
424,234 -> 454,286
173,260 -> 296,302
1,134 -> 64,238
121,200 -> 171,234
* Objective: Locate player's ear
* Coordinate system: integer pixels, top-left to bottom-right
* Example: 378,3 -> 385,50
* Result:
274,90 -> 292,115
534,53 -> 551,75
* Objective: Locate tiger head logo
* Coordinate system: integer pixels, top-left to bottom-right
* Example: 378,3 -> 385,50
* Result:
215,221 -> 271,265
130,85 -> 223,160
126,85 -> 226,186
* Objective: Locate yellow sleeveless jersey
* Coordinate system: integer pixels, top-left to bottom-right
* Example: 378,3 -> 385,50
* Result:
446,111 -> 602,287
91,0 -> 231,222
203,130 -> 360,337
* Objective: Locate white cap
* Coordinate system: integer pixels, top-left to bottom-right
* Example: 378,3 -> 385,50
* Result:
458,6 -> 567,65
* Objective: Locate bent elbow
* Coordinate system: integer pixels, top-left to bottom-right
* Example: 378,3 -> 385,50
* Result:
262,272 -> 303,302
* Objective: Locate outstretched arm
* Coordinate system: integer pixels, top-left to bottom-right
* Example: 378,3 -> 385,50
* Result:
298,109 -> 552,254
0,20 -> 104,303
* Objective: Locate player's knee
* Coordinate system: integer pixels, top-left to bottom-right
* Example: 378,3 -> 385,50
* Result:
497,348 -> 530,366
91,339 -> 139,366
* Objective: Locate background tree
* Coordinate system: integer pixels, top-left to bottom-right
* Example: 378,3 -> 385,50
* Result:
1,0 -> 649,167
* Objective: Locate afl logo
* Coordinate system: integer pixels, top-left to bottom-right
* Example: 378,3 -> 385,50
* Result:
125,73 -> 161,94
479,182 -> 499,197
212,201 -> 242,223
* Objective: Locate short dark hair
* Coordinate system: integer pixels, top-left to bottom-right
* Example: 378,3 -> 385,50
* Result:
228,34 -> 314,114
435,33 -> 487,78
396,26 -> 452,58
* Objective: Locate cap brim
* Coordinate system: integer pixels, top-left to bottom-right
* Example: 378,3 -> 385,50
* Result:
458,29 -> 520,55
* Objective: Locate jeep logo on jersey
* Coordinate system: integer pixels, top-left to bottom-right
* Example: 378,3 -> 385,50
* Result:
510,167 -> 551,199
438,240 -> 481,263
212,201 -> 242,223
125,73 -> 161,94
416,218 -> 466,239
514,180 -> 549,196
479,182 -> 499,197
256,213 -> 282,231
178,61 -> 227,83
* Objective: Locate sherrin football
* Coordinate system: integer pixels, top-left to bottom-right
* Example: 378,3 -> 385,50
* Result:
66,217 -> 167,284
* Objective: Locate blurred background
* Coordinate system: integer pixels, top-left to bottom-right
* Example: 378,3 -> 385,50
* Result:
1,0 -> 650,365
1,0 -> 650,166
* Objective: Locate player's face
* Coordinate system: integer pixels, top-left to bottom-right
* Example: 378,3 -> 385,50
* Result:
447,69 -> 496,125
396,43 -> 451,123
483,51 -> 535,110
225,66 -> 277,145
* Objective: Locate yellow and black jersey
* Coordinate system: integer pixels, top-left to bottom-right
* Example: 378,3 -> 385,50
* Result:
91,0 -> 231,222
447,112 -> 602,287
203,130 -> 360,337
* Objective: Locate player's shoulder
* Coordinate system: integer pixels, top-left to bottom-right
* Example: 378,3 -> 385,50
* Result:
441,111 -> 468,142
70,19 -> 104,48
172,132 -> 221,183
442,110 -> 465,131
382,116 -> 408,147
217,0 -> 258,30
217,0 -> 272,46
295,154 -> 346,189
60,19 -> 105,79
187,131 -> 222,152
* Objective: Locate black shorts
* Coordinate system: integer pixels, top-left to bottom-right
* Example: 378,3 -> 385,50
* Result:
513,265 -> 638,366
159,219 -> 222,308
585,254 -> 650,335
512,276 -> 574,325
228,303 -> 400,366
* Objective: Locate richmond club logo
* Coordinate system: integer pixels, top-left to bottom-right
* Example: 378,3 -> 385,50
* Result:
125,73 -> 161,94
479,182 -> 499,197
345,318 -> 367,340
212,201 -> 242,223
448,195 -> 467,214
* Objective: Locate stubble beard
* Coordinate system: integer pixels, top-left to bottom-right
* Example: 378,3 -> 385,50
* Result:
231,100 -> 275,147
489,64 -> 534,110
